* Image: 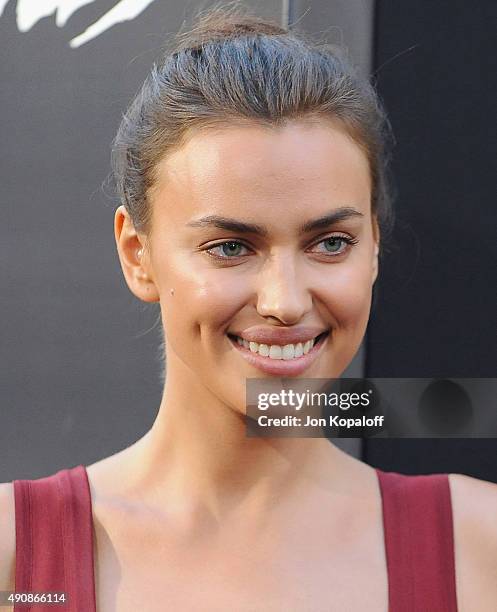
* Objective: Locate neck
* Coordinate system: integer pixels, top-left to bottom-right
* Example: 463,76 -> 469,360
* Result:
121,352 -> 366,525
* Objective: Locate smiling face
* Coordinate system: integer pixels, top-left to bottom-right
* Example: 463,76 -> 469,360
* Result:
115,118 -> 379,414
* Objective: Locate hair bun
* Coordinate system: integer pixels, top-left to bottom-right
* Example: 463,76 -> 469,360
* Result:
174,4 -> 288,53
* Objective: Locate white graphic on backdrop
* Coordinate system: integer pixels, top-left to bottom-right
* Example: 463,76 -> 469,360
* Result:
0,0 -> 156,47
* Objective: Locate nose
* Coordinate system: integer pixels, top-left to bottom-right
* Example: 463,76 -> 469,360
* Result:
255,254 -> 313,325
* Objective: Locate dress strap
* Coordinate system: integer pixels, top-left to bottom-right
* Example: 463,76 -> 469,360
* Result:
376,468 -> 458,612
13,465 -> 96,612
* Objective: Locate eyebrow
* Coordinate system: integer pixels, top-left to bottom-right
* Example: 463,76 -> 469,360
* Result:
186,207 -> 364,237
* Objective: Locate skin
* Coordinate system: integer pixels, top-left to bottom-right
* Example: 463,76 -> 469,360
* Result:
93,118 -> 497,610
97,118 -> 389,609
1,118 -> 496,611
111,117 -> 381,518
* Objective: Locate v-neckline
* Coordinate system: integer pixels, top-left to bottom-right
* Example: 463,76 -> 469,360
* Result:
81,464 -> 391,612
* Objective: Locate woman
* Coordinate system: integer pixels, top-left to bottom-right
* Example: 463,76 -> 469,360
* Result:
1,4 -> 497,611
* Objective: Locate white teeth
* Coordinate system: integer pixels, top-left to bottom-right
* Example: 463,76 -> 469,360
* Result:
233,335 -> 320,360
282,344 -> 295,360
258,343 -> 270,357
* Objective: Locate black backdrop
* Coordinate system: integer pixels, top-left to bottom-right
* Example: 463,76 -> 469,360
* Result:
364,0 -> 497,479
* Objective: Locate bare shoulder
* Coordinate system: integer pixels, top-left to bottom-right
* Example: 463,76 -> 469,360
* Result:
449,473 -> 497,612
449,472 -> 497,543
0,481 -> 16,594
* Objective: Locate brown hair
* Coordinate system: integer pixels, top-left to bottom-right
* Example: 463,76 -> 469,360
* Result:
111,2 -> 395,252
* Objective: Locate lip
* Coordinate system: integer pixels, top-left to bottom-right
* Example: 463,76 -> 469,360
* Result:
228,326 -> 329,345
227,330 -> 330,377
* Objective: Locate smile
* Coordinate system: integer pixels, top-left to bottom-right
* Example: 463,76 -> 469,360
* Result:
227,331 -> 330,376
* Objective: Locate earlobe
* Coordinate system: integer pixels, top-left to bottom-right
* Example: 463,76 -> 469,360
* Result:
114,205 -> 160,303
371,216 -> 380,285
372,243 -> 379,284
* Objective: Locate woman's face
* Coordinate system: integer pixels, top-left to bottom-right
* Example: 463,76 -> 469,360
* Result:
118,119 -> 379,413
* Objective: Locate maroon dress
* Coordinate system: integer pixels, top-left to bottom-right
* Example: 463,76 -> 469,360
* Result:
12,465 -> 458,611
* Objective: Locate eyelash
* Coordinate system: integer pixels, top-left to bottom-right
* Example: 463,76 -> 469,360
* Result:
203,235 -> 359,262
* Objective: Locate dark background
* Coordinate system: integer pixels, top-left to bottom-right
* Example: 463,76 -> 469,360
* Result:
364,0 -> 497,478
1,0 -> 495,481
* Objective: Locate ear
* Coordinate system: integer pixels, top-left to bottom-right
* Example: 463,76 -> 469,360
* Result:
114,205 -> 160,303
372,216 -> 380,285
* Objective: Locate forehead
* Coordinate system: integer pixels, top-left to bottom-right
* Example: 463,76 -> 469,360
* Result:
150,120 -> 372,224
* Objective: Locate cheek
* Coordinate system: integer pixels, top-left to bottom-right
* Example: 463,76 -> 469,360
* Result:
159,256 -> 249,340
321,262 -> 373,330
